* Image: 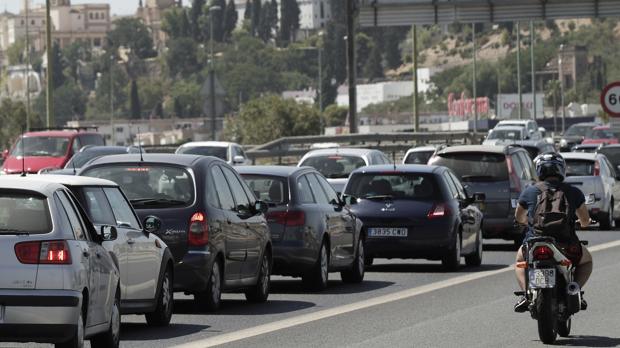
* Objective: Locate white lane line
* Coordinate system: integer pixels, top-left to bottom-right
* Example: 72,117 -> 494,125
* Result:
172,239 -> 620,348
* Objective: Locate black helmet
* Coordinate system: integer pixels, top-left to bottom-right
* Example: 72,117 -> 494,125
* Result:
534,152 -> 566,182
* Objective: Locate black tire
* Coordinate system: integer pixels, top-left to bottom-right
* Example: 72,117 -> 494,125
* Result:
537,289 -> 558,344
600,205 -> 613,230
90,289 -> 121,348
245,251 -> 271,302
442,233 -> 461,271
302,241 -> 329,291
55,310 -> 84,348
145,266 -> 173,326
557,318 -> 571,338
364,256 -> 374,267
465,228 -> 483,267
341,238 -> 365,283
195,260 -> 222,311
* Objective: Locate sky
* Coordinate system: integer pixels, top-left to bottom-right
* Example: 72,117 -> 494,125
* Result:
5,0 -> 139,16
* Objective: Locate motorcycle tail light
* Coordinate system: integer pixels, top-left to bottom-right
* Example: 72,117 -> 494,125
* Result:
532,245 -> 553,261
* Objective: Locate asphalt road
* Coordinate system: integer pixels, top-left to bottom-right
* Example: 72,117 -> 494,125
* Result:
3,229 -> 620,348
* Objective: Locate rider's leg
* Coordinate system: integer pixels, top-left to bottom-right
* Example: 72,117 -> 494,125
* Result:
515,246 -> 526,290
575,246 -> 593,287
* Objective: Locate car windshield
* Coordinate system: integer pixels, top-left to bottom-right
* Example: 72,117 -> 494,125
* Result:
565,125 -> 594,137
241,175 -> 289,205
404,151 -> 433,164
10,137 -> 70,157
344,173 -> 438,200
0,191 -> 51,234
431,152 -> 508,182
565,160 -> 595,176
300,155 -> 367,179
82,165 -> 194,206
487,129 -> 523,140
178,146 -> 228,160
590,129 -> 620,140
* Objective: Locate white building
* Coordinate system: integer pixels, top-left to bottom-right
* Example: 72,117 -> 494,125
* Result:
234,0 -> 331,32
282,88 -> 317,105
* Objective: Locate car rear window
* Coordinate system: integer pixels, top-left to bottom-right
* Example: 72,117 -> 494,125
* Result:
300,155 -> 367,179
565,125 -> 594,137
82,165 -> 194,207
344,173 -> 438,200
241,175 -> 289,205
488,129 -> 523,140
404,151 -> 433,164
431,152 -> 508,182
178,146 -> 227,161
590,129 -> 620,140
598,148 -> 620,169
10,136 -> 70,158
0,190 -> 51,234
565,159 -> 595,176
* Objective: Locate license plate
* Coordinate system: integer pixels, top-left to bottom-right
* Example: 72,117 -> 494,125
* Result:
529,268 -> 556,289
368,227 -> 408,237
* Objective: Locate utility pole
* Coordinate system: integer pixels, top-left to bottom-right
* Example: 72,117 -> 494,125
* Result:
209,5 -> 221,141
110,54 -> 115,144
412,25 -> 419,132
530,21 -> 536,120
346,0 -> 357,134
318,31 -> 324,134
45,0 -> 53,127
559,44 -> 566,133
516,22 -> 522,120
472,23 -> 478,136
25,0 -> 31,131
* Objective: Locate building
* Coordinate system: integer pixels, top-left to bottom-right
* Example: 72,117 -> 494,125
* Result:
234,0 -> 331,32
136,0 -> 177,51
282,88 -> 317,105
3,64 -> 42,100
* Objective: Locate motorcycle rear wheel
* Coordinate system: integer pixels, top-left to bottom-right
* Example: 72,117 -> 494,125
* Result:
537,289 -> 558,344
557,318 -> 571,337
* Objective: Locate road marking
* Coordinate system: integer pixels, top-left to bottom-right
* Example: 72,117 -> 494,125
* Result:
173,239 -> 620,348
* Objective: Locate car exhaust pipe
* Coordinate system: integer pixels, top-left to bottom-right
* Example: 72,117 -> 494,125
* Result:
566,282 -> 581,314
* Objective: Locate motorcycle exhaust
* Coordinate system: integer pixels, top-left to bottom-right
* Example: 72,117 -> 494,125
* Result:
566,282 -> 581,314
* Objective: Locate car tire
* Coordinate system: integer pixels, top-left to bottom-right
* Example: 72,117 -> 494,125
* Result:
90,289 -> 121,348
145,266 -> 173,326
55,310 -> 84,348
245,250 -> 271,303
341,238 -> 365,283
600,205 -> 613,230
302,241 -> 329,291
195,260 -> 222,311
442,233 -> 461,271
465,228 -> 483,267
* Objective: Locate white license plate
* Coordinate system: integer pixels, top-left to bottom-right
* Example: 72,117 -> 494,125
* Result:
529,268 -> 556,289
368,227 -> 408,237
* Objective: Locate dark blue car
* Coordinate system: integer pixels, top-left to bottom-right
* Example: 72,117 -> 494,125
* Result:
342,165 -> 485,270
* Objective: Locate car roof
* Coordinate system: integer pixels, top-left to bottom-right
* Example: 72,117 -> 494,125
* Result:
22,130 -> 97,137
177,141 -> 237,148
31,174 -> 118,187
0,176 -> 67,195
436,145 -> 509,155
569,122 -> 598,127
560,152 -> 600,160
81,145 -> 135,153
84,153 -> 218,167
573,143 -> 600,148
351,164 -> 442,175
236,165 -> 314,176
405,146 -> 438,153
302,148 -> 379,157
511,139 -> 550,146
497,120 -> 531,125
598,144 -> 620,149
593,125 -> 610,130
491,126 -> 524,131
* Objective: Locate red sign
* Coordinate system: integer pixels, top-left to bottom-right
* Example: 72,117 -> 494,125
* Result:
448,93 -> 490,117
600,82 -> 620,117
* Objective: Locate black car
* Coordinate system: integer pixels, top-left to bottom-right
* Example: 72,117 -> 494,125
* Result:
571,143 -> 603,153
237,166 -> 365,290
342,165 -> 485,270
39,145 -> 140,174
559,122 -> 598,151
80,154 -> 272,311
509,140 -> 557,159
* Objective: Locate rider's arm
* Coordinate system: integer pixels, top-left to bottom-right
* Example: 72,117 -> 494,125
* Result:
576,203 -> 590,228
515,204 -> 528,225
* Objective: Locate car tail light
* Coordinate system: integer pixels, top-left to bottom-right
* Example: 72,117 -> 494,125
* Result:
267,210 -> 305,226
532,245 -> 553,261
188,212 -> 209,247
506,156 -> 521,193
427,203 -> 450,219
594,160 -> 600,176
15,240 -> 71,264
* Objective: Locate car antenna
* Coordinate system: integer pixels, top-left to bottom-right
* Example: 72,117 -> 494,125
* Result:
20,127 -> 26,177
392,151 -> 397,170
72,157 -> 77,175
137,127 -> 144,162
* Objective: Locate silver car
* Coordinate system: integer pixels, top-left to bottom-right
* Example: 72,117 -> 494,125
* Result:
33,175 -> 175,326
562,152 -> 619,230
0,177 -> 120,348
175,141 -> 251,166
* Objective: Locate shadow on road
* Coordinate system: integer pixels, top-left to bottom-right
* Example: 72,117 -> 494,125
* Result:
173,298 -> 316,316
120,323 -> 209,341
269,279 -> 394,295
484,243 -> 520,252
367,263 -> 507,274
554,335 -> 620,347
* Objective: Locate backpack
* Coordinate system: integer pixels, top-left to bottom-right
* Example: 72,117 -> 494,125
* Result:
532,182 -> 574,242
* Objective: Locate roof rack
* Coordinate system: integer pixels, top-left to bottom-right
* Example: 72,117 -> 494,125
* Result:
28,126 -> 99,132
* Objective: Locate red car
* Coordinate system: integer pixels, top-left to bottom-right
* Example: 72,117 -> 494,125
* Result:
1,128 -> 104,174
581,125 -> 620,146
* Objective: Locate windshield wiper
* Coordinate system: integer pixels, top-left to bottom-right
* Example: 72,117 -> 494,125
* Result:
363,195 -> 394,200
130,198 -> 186,206
0,228 -> 30,235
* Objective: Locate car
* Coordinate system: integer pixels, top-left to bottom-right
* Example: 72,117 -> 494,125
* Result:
341,165 -> 485,270
597,144 -> 620,172
40,145 -> 141,175
175,141 -> 250,166
561,152 -> 619,230
571,143 -> 603,153
559,122 -> 598,151
0,177 -> 120,347
482,126 -> 528,145
1,127 -> 105,175
31,174 -> 175,326
402,145 -> 445,164
298,148 -> 392,194
494,119 -> 545,141
429,145 -> 536,243
237,166 -> 365,290
509,140 -> 557,159
581,125 -> 620,145
80,154 -> 272,311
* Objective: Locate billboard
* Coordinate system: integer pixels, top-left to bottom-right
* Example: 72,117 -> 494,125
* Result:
497,93 -> 544,119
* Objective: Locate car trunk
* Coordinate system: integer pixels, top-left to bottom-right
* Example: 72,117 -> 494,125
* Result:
564,176 -> 601,202
0,236 -> 38,289
134,207 -> 190,262
463,181 -> 511,219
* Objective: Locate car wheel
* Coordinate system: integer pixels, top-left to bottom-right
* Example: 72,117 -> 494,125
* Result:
145,266 -> 174,326
364,256 -> 374,267
303,241 -> 329,291
245,250 -> 271,302
442,232 -> 461,271
600,204 -> 613,230
341,238 -> 365,283
465,228 -> 483,267
55,309 -> 84,348
195,260 -> 222,311
90,289 -> 121,348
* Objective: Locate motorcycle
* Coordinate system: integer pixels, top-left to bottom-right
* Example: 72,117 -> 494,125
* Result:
515,236 -> 587,344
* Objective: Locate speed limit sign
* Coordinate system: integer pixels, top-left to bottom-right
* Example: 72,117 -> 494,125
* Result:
601,82 -> 620,117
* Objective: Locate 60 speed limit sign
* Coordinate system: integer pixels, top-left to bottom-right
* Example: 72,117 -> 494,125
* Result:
601,82 -> 620,117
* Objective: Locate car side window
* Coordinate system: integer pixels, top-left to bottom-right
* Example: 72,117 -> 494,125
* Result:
604,158 -> 616,178
442,172 -> 458,199
599,158 -> 610,178
210,166 -> 236,211
511,154 -> 527,180
56,191 -> 87,241
297,175 -> 315,204
521,152 -> 537,179
516,153 -> 531,180
238,147 -> 246,159
206,168 -> 221,209
71,138 -> 82,154
315,173 -> 339,204
221,166 -> 251,212
448,172 -> 467,200
103,187 -> 141,230
78,187 -> 116,226
306,173 -> 330,205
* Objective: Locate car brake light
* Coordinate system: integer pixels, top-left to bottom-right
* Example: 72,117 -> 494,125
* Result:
428,203 -> 450,219
532,245 -> 553,261
594,160 -> 600,176
506,156 -> 521,193
267,210 -> 305,226
188,212 -> 209,247
15,240 -> 71,264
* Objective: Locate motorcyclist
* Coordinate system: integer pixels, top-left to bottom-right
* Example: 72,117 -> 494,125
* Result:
513,152 -> 593,312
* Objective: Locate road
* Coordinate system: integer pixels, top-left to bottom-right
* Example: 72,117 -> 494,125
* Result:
4,229 -> 620,348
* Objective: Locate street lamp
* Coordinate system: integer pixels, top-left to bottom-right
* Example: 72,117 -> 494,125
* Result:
209,5 -> 221,141
297,31 -> 324,133
110,54 -> 115,144
559,44 -> 565,134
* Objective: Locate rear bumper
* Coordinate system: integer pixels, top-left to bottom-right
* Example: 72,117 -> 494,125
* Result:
365,237 -> 453,260
482,217 -> 520,240
272,241 -> 317,276
0,290 -> 81,344
174,251 -> 214,293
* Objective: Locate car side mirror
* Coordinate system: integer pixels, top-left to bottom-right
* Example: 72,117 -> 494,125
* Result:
473,192 -> 486,203
1,149 -> 8,159
233,155 -> 245,164
143,215 -> 161,235
254,200 -> 269,214
100,225 -> 118,241
341,194 -> 358,206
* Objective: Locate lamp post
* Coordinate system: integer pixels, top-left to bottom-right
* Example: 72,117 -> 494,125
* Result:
45,0 -> 53,127
559,44 -> 565,133
110,54 -> 115,144
298,32 -> 324,133
209,5 -> 221,141
25,0 -> 31,130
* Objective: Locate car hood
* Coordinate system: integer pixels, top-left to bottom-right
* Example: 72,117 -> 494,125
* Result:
2,156 -> 66,174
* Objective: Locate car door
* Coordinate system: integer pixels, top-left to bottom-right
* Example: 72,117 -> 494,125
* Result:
446,171 -> 478,254
598,157 -> 616,213
604,157 -> 620,218
238,172 -> 270,278
104,187 -> 159,301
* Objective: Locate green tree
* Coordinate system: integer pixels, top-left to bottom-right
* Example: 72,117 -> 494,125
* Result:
258,0 -> 277,42
250,0 -> 261,37
62,41 -> 93,82
51,42 -> 66,89
191,0 -> 206,41
323,104 -> 348,127
35,80 -> 87,126
107,18 -> 156,59
321,1 -> 347,106
0,99 -> 29,150
279,0 -> 300,46
139,77 -> 167,118
223,0 -> 238,41
166,37 -> 200,77
162,7 -> 191,39
6,40 -> 26,65
384,27 -> 405,70
130,80 -> 142,119
364,41 -> 384,81
165,80 -> 202,118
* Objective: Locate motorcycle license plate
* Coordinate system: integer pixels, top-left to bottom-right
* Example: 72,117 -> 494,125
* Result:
529,269 -> 556,289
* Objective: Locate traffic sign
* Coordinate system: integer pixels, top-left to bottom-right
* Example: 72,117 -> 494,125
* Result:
601,82 -> 620,117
